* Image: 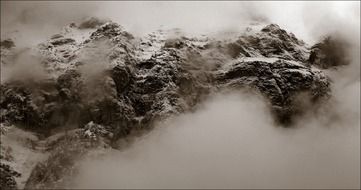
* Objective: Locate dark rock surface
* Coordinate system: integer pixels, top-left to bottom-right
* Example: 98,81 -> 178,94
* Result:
216,58 -> 330,124
309,36 -> 351,69
0,39 -> 15,49
0,163 -> 21,190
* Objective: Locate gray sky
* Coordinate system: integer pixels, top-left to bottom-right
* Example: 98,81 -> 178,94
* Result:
1,1 -> 360,45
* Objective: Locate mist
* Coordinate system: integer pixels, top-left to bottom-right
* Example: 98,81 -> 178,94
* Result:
0,1 -> 99,47
95,1 -> 360,43
2,1 -> 360,44
72,87 -> 360,189
0,49 -> 50,84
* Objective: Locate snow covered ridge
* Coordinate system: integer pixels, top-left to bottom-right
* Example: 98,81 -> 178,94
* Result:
0,18 -> 335,189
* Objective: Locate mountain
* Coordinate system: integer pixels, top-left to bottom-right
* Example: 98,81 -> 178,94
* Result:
1,18 -> 332,189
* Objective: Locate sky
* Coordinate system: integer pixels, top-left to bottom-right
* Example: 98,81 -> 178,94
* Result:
1,1 -> 360,45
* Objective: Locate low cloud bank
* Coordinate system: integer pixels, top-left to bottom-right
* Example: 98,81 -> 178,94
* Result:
72,86 -> 360,189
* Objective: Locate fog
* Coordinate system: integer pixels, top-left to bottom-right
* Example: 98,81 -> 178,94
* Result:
0,49 -> 49,83
72,86 -> 359,188
1,1 -> 360,44
0,1 -> 99,46
95,1 -> 360,43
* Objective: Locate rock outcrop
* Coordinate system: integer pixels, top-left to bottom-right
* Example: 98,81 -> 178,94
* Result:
309,36 -> 351,69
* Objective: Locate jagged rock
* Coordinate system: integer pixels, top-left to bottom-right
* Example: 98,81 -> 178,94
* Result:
89,22 -> 134,41
56,69 -> 83,100
50,38 -> 75,46
79,121 -> 113,140
228,24 -> 308,61
1,21 -> 332,130
0,39 -> 15,49
1,39 -> 16,66
0,85 -> 44,128
0,163 -> 21,190
216,58 -> 330,124
111,64 -> 134,93
164,38 -> 187,49
309,36 -> 350,69
78,17 -> 109,29
24,132 -> 107,189
50,34 -> 64,40
129,45 -> 212,128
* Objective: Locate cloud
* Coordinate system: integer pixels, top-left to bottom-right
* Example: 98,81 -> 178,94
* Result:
72,90 -> 360,189
2,1 -> 359,44
1,49 -> 49,84
1,1 -> 98,46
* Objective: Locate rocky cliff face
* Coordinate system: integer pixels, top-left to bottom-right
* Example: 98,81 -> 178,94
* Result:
1,18 -> 333,189
309,36 -> 351,69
